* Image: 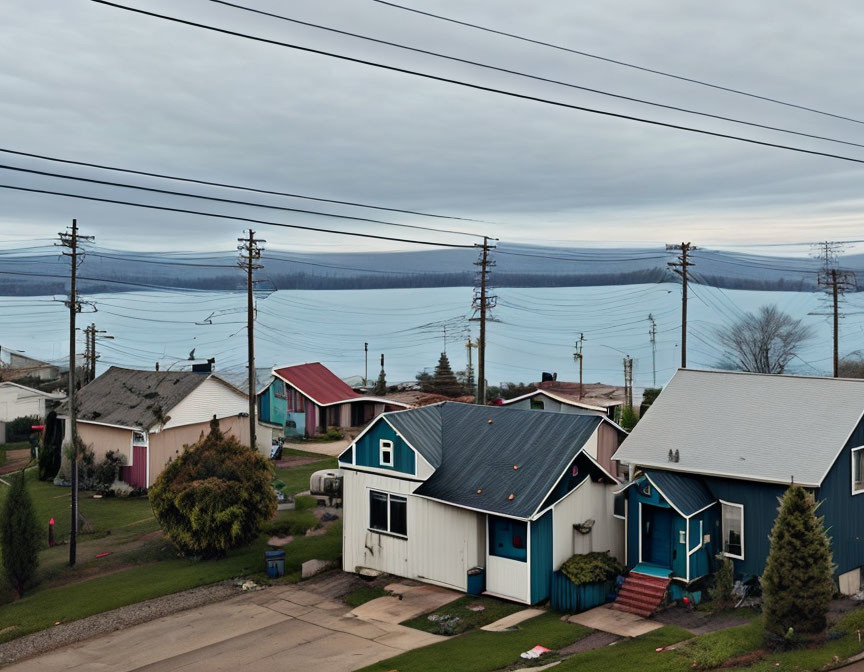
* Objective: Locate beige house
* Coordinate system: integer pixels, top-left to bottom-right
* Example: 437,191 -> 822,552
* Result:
61,367 -> 268,488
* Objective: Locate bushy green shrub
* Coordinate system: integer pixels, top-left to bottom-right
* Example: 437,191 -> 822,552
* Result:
149,419 -> 277,558
619,405 -> 639,431
709,555 -> 735,610
325,428 -> 343,441
763,484 -> 834,648
92,450 -> 124,493
0,471 -> 40,597
560,551 -> 624,586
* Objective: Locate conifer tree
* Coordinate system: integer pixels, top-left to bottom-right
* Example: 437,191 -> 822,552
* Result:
429,352 -> 463,397
0,471 -> 40,597
762,484 -> 834,646
373,366 -> 387,395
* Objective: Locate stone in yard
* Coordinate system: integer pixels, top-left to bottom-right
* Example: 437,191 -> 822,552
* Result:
305,526 -> 327,537
301,559 -> 335,579
466,603 -> 486,612
267,535 -> 293,546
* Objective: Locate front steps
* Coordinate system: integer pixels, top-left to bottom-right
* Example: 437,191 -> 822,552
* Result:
612,572 -> 670,617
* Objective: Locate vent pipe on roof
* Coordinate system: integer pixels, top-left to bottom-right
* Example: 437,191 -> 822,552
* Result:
668,449 -> 674,462
674,449 -> 680,463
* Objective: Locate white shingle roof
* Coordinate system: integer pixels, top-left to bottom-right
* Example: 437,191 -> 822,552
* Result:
613,368 -> 864,486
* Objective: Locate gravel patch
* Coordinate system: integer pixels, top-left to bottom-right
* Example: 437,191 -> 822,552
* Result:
653,606 -> 750,635
0,581 -> 238,666
557,631 -> 621,655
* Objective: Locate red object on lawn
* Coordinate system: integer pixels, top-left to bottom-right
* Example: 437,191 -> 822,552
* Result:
95,552 -> 112,559
48,518 -> 54,547
31,425 -> 45,431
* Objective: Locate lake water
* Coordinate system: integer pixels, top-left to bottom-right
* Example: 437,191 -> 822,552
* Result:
0,283 -> 855,389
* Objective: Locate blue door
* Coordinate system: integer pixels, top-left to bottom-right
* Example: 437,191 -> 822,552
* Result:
642,505 -> 674,568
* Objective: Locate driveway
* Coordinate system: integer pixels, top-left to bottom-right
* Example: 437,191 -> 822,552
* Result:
6,583 -> 454,672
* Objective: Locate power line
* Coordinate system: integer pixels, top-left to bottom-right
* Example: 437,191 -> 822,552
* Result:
371,0 -> 864,128
0,183 -> 478,249
90,1 -> 864,169
0,147 -> 484,229
0,162 -> 484,239
206,0 -> 864,153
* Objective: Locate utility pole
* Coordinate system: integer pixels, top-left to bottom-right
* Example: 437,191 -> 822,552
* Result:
667,242 -> 695,369
471,236 -> 498,405
623,355 -> 634,408
812,241 -> 855,378
471,236 -> 497,405
82,323 -> 112,384
466,338 -> 476,399
58,219 -> 93,567
364,342 -> 368,387
238,230 -> 265,450
573,333 -> 584,399
648,314 -> 657,388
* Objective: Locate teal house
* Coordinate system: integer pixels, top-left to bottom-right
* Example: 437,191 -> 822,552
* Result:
340,402 -> 624,604
613,369 -> 864,616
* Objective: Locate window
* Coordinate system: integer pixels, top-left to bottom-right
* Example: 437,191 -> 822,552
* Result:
853,447 -> 864,494
132,431 -> 147,446
369,490 -> 407,536
721,501 -> 744,559
530,398 -> 545,410
379,439 -> 394,467
488,516 -> 528,562
273,379 -> 287,399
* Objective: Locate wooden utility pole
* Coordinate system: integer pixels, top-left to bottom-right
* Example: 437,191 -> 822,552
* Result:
238,230 -> 265,450
648,314 -> 657,388
667,242 -> 695,369
466,338 -> 476,399
58,219 -> 92,567
623,355 -> 634,408
364,342 -> 368,387
573,333 -> 584,399
471,236 -> 497,405
818,267 -> 856,377
82,323 -> 112,384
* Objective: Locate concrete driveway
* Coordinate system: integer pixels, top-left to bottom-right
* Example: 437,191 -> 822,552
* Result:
6,583 -> 454,672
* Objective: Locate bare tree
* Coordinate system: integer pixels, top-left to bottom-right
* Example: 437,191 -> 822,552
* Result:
838,351 -> 864,379
715,305 -> 814,374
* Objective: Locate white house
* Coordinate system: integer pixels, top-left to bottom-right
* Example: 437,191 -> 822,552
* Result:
0,381 -> 65,422
338,402 -> 625,604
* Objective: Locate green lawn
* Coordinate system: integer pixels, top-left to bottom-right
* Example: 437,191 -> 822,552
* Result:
273,454 -> 337,498
358,612 -> 591,672
401,595 -> 526,636
555,626 -> 693,672
0,521 -> 343,644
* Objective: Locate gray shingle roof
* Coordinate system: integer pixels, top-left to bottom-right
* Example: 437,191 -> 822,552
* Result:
643,469 -> 715,517
385,402 -> 609,519
68,367 -> 211,429
614,368 -> 864,486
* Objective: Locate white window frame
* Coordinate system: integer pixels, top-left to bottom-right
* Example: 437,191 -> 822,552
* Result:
720,500 -> 745,560
852,446 -> 864,495
368,489 -> 407,538
379,439 -> 394,467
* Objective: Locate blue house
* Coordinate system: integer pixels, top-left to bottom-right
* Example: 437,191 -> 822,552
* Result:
339,402 -> 623,604
613,368 -> 864,614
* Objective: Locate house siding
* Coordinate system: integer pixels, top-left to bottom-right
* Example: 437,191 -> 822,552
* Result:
554,478 -> 624,566
530,511 -> 554,604
161,377 -> 248,431
341,469 -> 484,591
76,422 -> 133,463
353,421 -> 417,475
818,415 -> 864,576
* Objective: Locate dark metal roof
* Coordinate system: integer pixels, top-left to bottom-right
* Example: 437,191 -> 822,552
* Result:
67,367 -> 211,429
385,403 -> 444,467
643,468 -> 716,517
392,402 -> 607,519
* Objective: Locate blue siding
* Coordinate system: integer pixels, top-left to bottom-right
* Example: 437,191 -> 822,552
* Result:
258,384 -> 288,428
530,510 -> 554,604
538,453 -> 592,511
352,420 -> 417,474
702,476 -> 786,578
818,415 -> 864,576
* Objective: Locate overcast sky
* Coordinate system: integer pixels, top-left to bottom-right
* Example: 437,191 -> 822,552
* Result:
2,0 -> 864,253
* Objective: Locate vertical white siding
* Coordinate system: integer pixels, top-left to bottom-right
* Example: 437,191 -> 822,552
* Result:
342,469 -> 484,591
486,555 -> 530,603
160,377 -> 247,430
0,386 -> 48,421
552,478 -> 624,568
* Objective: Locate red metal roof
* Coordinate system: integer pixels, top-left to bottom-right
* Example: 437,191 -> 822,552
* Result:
273,362 -> 362,406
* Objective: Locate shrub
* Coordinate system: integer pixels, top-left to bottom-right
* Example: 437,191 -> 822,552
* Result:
619,405 -> 639,431
709,555 -> 735,610
325,427 -> 343,441
5,415 -> 40,443
149,418 -> 277,558
92,450 -> 124,493
763,484 -> 834,647
560,551 -> 624,586
0,471 -> 40,597
38,410 -> 63,481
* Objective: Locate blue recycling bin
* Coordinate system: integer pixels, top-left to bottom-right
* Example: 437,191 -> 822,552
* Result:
265,549 -> 285,578
467,567 -> 485,596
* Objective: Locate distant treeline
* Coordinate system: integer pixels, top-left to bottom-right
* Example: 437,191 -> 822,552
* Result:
0,268 -> 821,295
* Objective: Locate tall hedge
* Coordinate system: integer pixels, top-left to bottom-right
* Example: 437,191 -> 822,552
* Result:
0,471 -> 40,597
762,484 -> 834,646
149,419 -> 276,558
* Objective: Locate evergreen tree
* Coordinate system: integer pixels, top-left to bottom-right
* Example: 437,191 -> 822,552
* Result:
709,556 -> 734,610
619,405 -> 639,431
762,484 -> 834,646
428,352 -> 463,397
0,471 -> 40,597
373,366 -> 387,395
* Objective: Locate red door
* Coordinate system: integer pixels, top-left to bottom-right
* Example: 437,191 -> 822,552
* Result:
121,445 -> 148,489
